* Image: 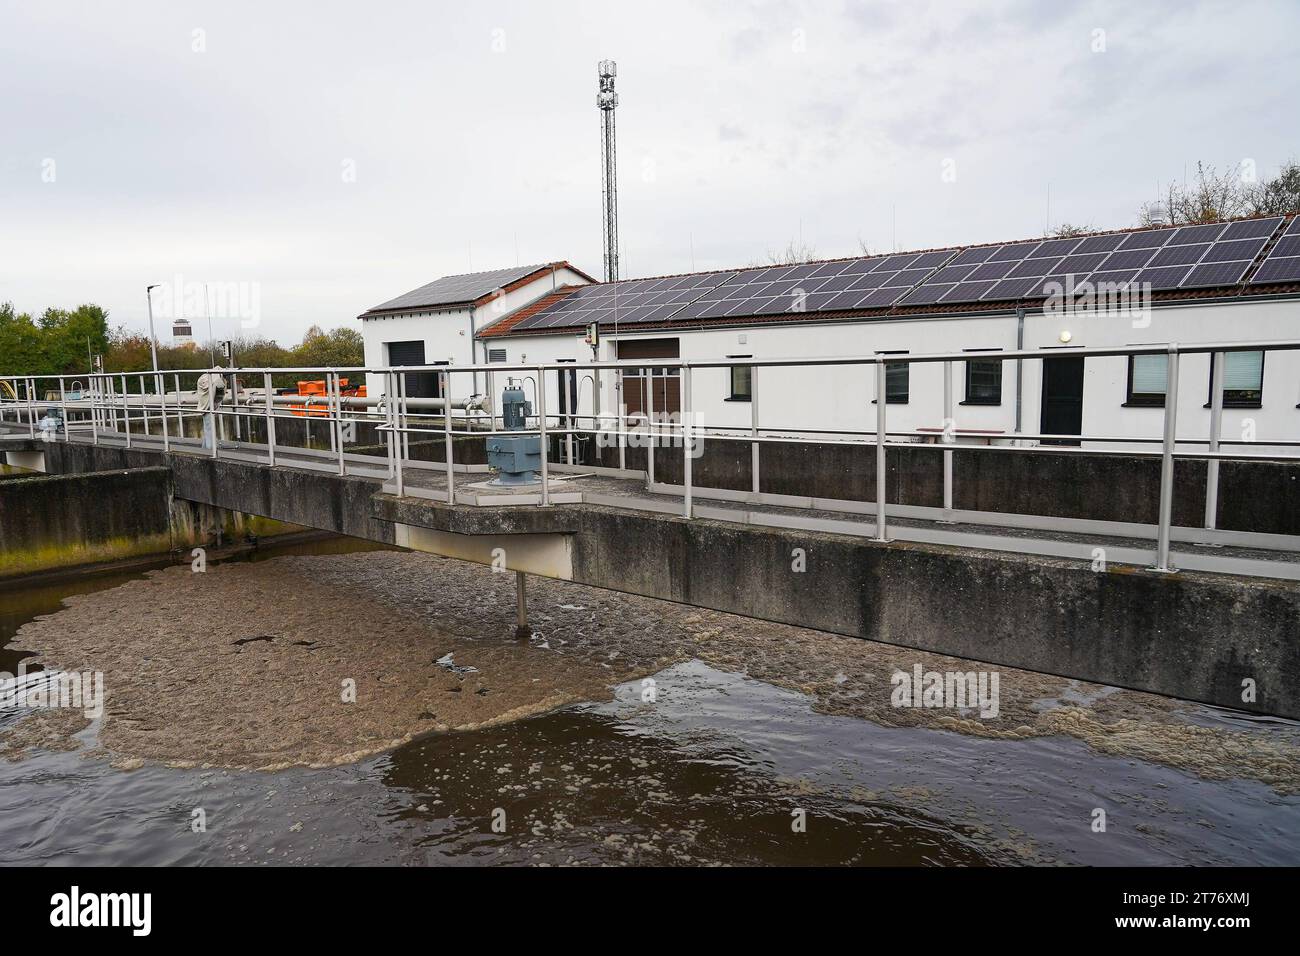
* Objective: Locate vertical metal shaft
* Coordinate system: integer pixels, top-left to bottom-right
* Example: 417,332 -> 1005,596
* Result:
1155,347 -> 1180,572
515,570 -> 529,638
874,361 -> 889,542
1204,350 -> 1225,531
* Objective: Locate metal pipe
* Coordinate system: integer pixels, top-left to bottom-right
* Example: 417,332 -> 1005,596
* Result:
943,359 -> 953,518
1154,347 -> 1180,572
683,364 -> 693,519
537,365 -> 549,506
263,371 -> 276,467
874,361 -> 889,542
750,365 -> 760,496
1204,351 -> 1225,531
515,571 -> 529,638
442,369 -> 454,502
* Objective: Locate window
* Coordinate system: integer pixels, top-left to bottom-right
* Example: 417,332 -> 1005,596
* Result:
1209,351 -> 1263,408
876,351 -> 909,404
727,355 -> 752,401
963,350 -> 1002,405
1126,353 -> 1168,407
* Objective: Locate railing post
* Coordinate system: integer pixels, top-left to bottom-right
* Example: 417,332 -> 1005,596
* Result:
617,369 -> 626,471
26,378 -> 35,438
121,373 -> 132,448
750,365 -> 761,497
1154,345 -> 1180,572
682,363 -> 693,519
942,358 -> 954,519
332,371 -> 346,476
157,372 -> 169,452
645,366 -> 655,489
442,369 -> 454,502
537,365 -> 549,506
58,378 -> 69,443
90,374 -> 99,445
173,373 -> 182,440
208,370 -> 219,459
393,372 -> 405,497
1204,350 -> 1225,532
263,371 -> 276,467
874,359 -> 890,542
140,373 -> 150,437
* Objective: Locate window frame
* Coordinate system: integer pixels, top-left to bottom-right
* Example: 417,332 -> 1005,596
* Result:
874,350 -> 910,405
961,349 -> 1003,406
726,355 -> 753,402
1124,353 -> 1168,408
1205,350 -> 1264,409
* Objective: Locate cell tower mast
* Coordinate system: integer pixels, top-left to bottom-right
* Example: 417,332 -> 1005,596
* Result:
597,60 -> 619,283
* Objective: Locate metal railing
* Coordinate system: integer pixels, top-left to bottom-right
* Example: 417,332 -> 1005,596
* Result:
4,338 -> 1300,575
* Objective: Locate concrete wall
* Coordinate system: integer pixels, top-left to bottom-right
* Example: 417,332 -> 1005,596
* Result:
36,441 -> 1300,717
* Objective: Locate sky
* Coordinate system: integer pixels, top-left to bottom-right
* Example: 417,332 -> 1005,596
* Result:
1,0 -> 1298,345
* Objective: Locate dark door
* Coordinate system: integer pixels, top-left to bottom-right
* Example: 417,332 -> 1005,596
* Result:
616,338 -> 680,417
386,340 -> 441,398
1040,355 -> 1084,446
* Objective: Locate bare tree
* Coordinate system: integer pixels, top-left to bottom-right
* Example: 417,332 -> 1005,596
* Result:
1047,222 -> 1094,238
748,237 -> 820,267
1244,159 -> 1300,216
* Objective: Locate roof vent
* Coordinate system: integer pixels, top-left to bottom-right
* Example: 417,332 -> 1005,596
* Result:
1146,201 -> 1169,226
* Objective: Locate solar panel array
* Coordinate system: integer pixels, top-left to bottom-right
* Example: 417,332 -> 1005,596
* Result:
367,263 -> 552,313
1249,215 -> 1300,285
508,217 -> 1295,332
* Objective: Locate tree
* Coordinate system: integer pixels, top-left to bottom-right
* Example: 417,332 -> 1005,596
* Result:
0,302 -> 44,375
291,325 -> 364,367
748,237 -> 820,267
37,304 -> 110,375
1244,160 -> 1300,216
1047,222 -> 1094,238
1138,160 -> 1300,226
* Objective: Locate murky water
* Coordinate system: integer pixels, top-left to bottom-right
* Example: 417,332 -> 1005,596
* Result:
2,543 -> 1298,866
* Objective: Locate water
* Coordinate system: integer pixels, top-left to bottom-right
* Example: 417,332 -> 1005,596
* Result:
2,545 -> 1298,866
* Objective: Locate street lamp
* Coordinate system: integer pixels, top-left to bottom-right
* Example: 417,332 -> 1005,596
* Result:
145,284 -> 161,373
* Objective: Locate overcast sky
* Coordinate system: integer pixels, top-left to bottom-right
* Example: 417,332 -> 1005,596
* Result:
2,0 -> 1297,344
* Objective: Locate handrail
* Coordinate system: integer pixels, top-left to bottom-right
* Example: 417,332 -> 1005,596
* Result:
5,337 -> 1300,575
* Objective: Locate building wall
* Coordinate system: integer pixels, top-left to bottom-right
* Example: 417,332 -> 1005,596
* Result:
489,295 -> 1300,453
359,266 -> 590,400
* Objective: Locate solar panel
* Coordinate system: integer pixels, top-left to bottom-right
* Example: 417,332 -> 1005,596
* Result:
984,277 -> 1037,300
1200,237 -> 1268,262
989,241 -> 1041,261
1287,216 -> 1300,236
950,246 -> 998,266
1249,256 -> 1300,284
1169,223 -> 1227,245
967,260 -> 1016,281
1181,261 -> 1252,288
1073,233 -> 1127,254
941,280 -> 999,303
1271,235 -> 1300,258
1030,237 -> 1082,258
899,284 -> 954,306
1120,228 -> 1177,250
1222,217 -> 1284,241
931,265 -> 977,283
1050,253 -> 1110,276
1007,257 -> 1061,278
1149,243 -> 1211,267
856,287 -> 910,308
1087,270 -> 1140,288
1136,266 -> 1193,290
1098,248 -> 1158,270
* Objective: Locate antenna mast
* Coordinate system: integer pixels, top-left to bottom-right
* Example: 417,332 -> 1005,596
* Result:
597,60 -> 620,283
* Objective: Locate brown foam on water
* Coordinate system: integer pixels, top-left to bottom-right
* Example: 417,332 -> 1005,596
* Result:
5,551 -> 1299,793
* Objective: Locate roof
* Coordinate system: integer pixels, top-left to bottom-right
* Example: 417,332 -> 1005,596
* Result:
358,261 -> 595,318
479,215 -> 1300,339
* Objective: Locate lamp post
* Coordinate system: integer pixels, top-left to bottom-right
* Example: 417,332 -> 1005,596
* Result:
145,284 -> 161,372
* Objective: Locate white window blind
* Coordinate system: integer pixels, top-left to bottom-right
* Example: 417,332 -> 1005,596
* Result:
1223,351 -> 1263,390
1131,354 -> 1168,394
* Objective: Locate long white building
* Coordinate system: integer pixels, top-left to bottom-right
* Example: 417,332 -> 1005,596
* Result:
359,215 -> 1300,452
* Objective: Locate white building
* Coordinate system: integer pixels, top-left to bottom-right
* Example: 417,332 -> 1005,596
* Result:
358,261 -> 594,402
361,216 -> 1300,452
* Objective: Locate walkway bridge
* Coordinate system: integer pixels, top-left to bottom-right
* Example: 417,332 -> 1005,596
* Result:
3,344 -> 1299,718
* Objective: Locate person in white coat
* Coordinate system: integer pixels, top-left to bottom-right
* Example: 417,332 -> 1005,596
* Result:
196,367 -> 227,449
